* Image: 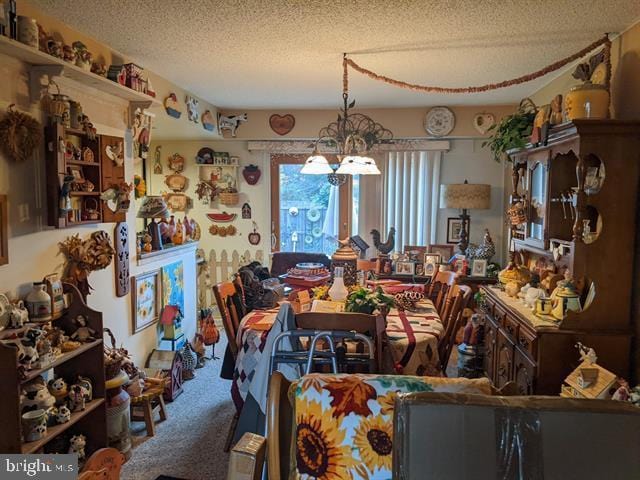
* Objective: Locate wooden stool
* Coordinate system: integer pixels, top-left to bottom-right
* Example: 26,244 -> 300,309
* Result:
130,377 -> 168,437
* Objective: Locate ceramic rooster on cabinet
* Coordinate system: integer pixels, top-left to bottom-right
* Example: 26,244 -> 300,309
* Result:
370,227 -> 396,255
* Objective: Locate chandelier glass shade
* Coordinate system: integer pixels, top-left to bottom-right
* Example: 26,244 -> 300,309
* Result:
303,91 -> 392,177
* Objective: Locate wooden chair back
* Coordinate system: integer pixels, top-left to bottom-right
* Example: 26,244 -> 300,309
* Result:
213,281 -> 243,358
427,271 -> 458,315
295,312 -> 385,372
438,284 -> 472,374
232,273 -> 247,317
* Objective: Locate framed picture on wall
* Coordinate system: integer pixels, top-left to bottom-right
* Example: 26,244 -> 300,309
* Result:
131,270 -> 162,333
0,195 -> 7,266
429,244 -> 455,263
446,217 -> 466,244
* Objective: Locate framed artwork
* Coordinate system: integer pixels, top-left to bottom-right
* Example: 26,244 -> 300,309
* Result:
447,217 -> 467,244
403,245 -> 427,261
162,261 -> 185,314
423,253 -> 441,277
453,258 -> 469,276
415,263 -> 424,276
471,259 -> 488,277
131,270 -> 161,333
429,244 -> 454,263
0,195 -> 7,266
395,261 -> 415,275
68,165 -> 84,181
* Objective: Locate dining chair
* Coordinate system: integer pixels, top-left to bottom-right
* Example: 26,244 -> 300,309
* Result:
232,273 -> 247,317
426,271 -> 458,315
295,312 -> 385,373
438,284 -> 472,375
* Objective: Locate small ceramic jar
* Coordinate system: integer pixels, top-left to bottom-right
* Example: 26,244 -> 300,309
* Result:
25,282 -> 52,321
22,410 -> 47,442
17,16 -> 39,49
69,101 -> 83,129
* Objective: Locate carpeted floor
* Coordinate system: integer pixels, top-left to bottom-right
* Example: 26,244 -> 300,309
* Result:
121,339 -> 233,480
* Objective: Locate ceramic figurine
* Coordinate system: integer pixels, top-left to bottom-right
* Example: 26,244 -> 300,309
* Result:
185,96 -> 199,123
142,233 -> 153,252
62,44 -> 76,63
0,294 -> 10,330
68,434 -> 86,461
8,300 -> 29,328
551,271 -> 582,320
45,405 -> 59,426
60,174 -> 74,215
21,410 -> 47,442
76,376 -> 93,401
67,384 -> 88,412
91,62 -> 107,76
20,384 -> 56,413
201,110 -> 216,131
172,219 -> 184,245
19,328 -> 45,369
242,164 -> 261,185
70,314 -> 96,343
72,41 -> 92,71
46,38 -> 63,58
47,377 -> 68,406
34,336 -> 53,368
164,93 -> 182,118
218,113 -> 248,137
55,405 -> 71,424
25,282 -> 52,321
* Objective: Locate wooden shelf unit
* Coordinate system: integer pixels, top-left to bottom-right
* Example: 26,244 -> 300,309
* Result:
481,120 -> 640,394
0,283 -> 107,455
0,35 -> 159,109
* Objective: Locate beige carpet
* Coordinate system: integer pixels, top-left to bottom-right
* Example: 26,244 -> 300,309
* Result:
121,340 -> 233,480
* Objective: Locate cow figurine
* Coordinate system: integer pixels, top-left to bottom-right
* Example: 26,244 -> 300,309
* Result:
218,113 -> 248,137
186,96 -> 199,123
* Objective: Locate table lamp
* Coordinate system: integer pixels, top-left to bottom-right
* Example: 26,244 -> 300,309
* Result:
137,196 -> 169,250
440,181 -> 491,256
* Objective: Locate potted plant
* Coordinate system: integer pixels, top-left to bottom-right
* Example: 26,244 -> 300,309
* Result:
483,98 -> 536,162
344,287 -> 394,315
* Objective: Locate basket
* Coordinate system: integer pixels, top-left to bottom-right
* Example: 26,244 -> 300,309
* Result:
219,191 -> 239,206
42,80 -> 66,118
507,202 -> 526,225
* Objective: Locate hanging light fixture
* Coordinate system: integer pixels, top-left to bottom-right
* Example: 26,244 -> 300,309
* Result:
301,54 -> 393,178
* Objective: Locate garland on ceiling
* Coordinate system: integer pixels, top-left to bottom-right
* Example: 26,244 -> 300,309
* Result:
342,34 -> 611,94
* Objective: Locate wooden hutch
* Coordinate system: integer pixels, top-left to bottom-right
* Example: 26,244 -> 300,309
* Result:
480,120 -> 639,395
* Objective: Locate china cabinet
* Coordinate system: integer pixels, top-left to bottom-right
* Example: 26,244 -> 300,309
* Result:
481,120 -> 640,393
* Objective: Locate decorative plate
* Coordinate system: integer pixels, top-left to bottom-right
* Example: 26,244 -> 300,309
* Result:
425,106 -> 455,137
312,226 -> 323,238
307,207 -> 320,222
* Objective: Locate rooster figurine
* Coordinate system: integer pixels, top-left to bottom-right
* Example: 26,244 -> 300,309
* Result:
370,227 -> 396,255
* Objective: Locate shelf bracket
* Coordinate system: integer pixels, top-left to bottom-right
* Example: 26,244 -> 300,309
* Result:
29,65 -> 65,103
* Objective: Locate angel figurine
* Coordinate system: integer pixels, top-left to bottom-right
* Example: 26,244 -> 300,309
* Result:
70,315 -> 96,343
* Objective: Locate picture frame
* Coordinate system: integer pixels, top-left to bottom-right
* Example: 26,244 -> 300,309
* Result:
0,195 -> 7,266
453,257 -> 469,276
131,270 -> 162,333
394,261 -> 415,275
423,253 -> 441,277
376,257 -> 393,275
447,217 -> 467,244
415,263 -> 424,276
68,165 -> 84,181
429,244 -> 454,263
471,259 -> 488,277
403,245 -> 427,261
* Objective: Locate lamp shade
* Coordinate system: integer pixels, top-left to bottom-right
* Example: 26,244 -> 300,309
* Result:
137,195 -> 169,218
301,154 -> 333,174
440,183 -> 491,210
335,155 -> 380,175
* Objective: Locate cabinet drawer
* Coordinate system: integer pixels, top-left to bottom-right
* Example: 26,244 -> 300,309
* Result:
495,329 -> 515,389
514,347 -> 537,395
494,303 -> 508,327
483,315 -> 499,383
515,327 -> 537,359
503,314 -> 519,341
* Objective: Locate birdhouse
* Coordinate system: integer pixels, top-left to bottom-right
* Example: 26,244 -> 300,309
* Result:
349,235 -> 370,259
242,203 -> 252,219
160,304 -> 183,340
561,360 -> 617,399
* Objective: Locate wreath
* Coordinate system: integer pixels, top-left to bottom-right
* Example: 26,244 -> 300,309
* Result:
0,104 -> 42,163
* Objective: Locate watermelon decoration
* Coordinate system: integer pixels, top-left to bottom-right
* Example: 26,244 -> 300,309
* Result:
206,212 -> 237,223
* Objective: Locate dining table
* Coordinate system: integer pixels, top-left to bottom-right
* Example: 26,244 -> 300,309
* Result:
230,296 -> 444,413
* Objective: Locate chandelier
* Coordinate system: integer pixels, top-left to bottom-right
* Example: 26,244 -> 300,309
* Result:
301,56 -> 393,177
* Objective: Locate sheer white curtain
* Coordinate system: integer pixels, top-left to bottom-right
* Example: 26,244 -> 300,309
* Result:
382,151 -> 442,251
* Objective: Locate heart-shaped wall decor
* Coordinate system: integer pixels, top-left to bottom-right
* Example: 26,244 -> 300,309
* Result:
269,114 -> 295,136
473,113 -> 495,134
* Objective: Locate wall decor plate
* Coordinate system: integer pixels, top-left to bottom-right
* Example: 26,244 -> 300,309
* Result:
269,114 -> 295,136
242,164 -> 261,185
165,173 -> 188,192
312,226 -> 323,238
168,153 -> 185,172
202,110 -> 217,132
186,95 -> 199,123
425,106 -> 455,137
164,193 -> 191,212
307,207 -> 320,222
206,212 -> 237,222
473,112 -> 495,134
164,93 -> 182,118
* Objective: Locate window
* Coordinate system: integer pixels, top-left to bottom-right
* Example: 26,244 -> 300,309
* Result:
270,155 -> 351,255
382,151 -> 442,252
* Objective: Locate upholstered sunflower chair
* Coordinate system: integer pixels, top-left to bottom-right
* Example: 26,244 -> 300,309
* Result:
256,372 -> 515,480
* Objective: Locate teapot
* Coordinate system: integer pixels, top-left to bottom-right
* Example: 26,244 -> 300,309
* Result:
551,287 -> 582,320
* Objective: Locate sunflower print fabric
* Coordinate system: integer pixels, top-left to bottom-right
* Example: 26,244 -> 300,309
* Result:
293,373 -> 491,479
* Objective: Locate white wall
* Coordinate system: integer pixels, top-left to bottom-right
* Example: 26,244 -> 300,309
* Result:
436,139 -> 505,265
0,54 -> 197,366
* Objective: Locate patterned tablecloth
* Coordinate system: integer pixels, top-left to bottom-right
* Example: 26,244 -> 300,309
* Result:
230,301 -> 444,411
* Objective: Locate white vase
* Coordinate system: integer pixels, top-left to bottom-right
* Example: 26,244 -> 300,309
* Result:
25,283 -> 52,321
328,267 -> 348,302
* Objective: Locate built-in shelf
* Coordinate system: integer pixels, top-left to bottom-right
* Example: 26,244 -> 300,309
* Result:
137,241 -> 199,266
66,159 -> 100,167
22,339 -> 103,383
21,398 -> 105,454
0,35 -> 160,109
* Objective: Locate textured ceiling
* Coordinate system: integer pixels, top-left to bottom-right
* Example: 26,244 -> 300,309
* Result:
31,0 -> 640,108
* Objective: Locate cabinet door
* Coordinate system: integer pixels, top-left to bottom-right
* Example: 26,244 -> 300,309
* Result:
483,316 -> 498,383
525,150 -> 550,248
495,329 -> 515,389
514,347 -> 537,395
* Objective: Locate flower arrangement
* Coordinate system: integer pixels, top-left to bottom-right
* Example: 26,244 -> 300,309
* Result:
344,287 -> 394,315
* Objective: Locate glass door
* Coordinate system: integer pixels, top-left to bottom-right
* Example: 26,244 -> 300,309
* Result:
270,154 -> 351,255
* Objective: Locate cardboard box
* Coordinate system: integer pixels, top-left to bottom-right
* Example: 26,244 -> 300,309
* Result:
226,432 -> 266,480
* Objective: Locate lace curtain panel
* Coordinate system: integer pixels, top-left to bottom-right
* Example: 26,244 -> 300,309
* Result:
382,151 -> 442,251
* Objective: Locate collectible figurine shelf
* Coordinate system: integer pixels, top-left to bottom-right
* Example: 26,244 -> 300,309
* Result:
0,283 -> 107,455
